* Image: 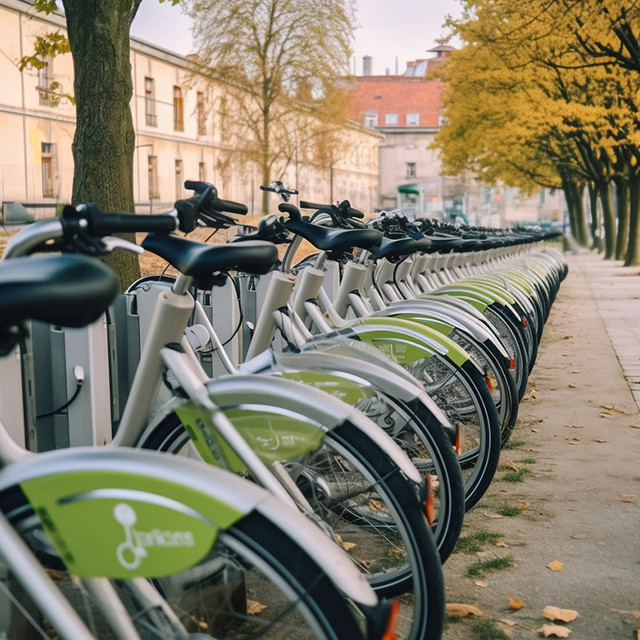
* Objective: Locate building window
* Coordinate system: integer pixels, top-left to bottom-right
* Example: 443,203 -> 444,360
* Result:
406,113 -> 420,126
438,115 -> 447,128
173,86 -> 184,131
145,77 -> 157,126
41,143 -> 55,196
385,113 -> 398,125
38,55 -> 55,106
364,109 -> 378,128
197,91 -> 206,135
175,159 -> 183,199
148,155 -> 159,199
199,161 -> 206,181
406,162 -> 416,179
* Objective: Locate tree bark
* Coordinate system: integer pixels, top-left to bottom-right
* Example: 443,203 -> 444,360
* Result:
63,0 -> 141,291
614,175 -> 630,261
587,182 -> 603,252
598,182 -> 617,260
625,170 -> 640,266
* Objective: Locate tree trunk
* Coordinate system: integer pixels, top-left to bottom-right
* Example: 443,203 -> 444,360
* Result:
598,182 -> 617,260
614,176 -> 630,261
63,0 -> 141,291
563,177 -> 589,247
625,170 -> 640,266
587,182 -> 603,252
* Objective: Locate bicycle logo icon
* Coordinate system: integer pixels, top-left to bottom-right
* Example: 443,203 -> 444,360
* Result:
114,503 -> 148,570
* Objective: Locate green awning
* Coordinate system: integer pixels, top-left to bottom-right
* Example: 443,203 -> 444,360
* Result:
397,184 -> 422,195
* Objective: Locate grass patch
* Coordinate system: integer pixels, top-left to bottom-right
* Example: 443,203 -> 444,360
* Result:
454,530 -> 504,554
471,618 -> 510,640
503,468 -> 531,482
520,457 -> 537,464
466,555 -> 514,577
502,438 -> 526,450
496,504 -> 521,516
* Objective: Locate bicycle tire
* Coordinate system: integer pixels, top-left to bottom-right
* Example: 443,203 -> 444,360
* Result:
1,487 -> 371,640
141,416 -> 446,640
406,355 -> 502,511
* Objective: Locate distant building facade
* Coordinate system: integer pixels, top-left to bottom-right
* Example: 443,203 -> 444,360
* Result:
347,46 -> 564,226
0,0 -> 380,218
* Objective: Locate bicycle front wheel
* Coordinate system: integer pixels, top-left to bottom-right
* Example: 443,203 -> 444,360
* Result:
142,414 -> 445,640
2,488 -> 371,640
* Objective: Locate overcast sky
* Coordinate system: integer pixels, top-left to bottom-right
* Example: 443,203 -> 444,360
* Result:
131,0 -> 462,76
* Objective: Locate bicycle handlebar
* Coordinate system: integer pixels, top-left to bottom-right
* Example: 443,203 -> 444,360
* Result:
72,203 -> 177,235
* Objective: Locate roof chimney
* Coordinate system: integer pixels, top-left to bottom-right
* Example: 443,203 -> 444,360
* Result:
362,55 -> 372,76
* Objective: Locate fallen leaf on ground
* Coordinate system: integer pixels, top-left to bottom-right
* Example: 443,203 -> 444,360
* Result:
612,609 -> 640,618
538,624 -> 571,637
501,618 -> 518,627
568,384 -> 576,388
547,560 -> 564,571
565,424 -> 584,429
501,459 -> 519,472
518,502 -> 530,510
619,494 -> 636,502
570,534 -> 585,539
446,603 -> 483,617
483,511 -> 504,519
334,534 -> 356,552
495,540 -> 508,548
599,413 -> 612,419
368,498 -> 387,512
542,606 -> 578,622
525,389 -> 538,400
510,598 -> 524,610
474,580 -> 488,587
247,600 -> 267,615
593,439 -> 607,443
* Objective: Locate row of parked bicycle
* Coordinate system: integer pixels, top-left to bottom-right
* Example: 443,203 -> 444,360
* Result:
0,180 -> 566,639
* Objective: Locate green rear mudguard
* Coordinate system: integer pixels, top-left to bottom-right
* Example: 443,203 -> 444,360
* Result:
147,373 -> 422,486
308,316 -> 472,369
0,446 -> 377,606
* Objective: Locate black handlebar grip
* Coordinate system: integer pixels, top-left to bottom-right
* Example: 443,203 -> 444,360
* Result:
300,200 -> 331,210
348,208 -> 365,219
278,202 -> 302,222
79,203 -> 176,235
210,198 -> 248,216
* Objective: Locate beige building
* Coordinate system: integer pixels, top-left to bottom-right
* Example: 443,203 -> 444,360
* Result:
0,0 -> 380,220
348,47 -> 565,226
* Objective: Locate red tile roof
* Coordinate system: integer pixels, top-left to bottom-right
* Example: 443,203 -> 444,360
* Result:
346,76 -> 445,128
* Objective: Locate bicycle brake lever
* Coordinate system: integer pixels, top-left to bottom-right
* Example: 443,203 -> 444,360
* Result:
101,236 -> 144,254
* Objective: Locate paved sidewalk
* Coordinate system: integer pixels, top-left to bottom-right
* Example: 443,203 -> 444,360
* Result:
572,252 -> 640,409
442,248 -> 640,640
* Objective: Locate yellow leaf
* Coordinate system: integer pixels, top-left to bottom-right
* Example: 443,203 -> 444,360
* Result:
483,511 -> 504,519
542,606 -> 578,622
247,600 -> 267,615
509,597 -> 524,610
334,534 -> 356,552
446,603 -> 483,617
517,502 -> 530,511
547,560 -> 564,571
612,609 -> 640,618
539,624 -> 571,637
619,494 -> 635,502
368,498 -> 388,513
474,580 -> 488,587
500,459 -> 519,472
495,540 -> 508,548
